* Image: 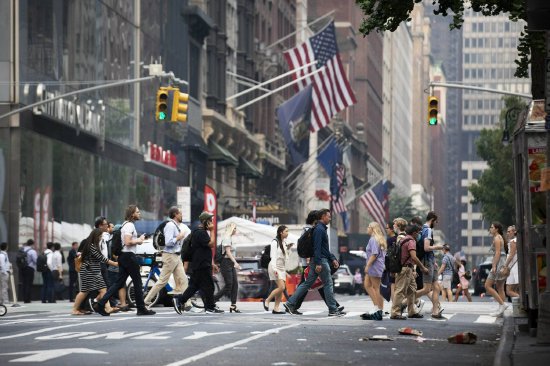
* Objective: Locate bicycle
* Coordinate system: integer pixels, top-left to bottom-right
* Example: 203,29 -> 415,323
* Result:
0,304 -> 6,316
126,254 -> 174,307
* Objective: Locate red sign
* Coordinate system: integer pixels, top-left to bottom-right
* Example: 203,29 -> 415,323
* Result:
204,184 -> 217,253
145,141 -> 177,170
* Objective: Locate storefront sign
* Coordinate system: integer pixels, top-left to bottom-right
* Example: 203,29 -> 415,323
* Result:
144,142 -> 177,170
204,185 -> 217,246
177,187 -> 191,223
32,84 -> 105,138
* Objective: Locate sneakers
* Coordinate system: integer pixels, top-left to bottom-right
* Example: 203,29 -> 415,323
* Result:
328,310 -> 346,317
338,305 -> 345,312
416,299 -> 425,313
93,302 -> 110,317
360,310 -> 382,320
117,305 -> 130,312
490,304 -> 509,317
283,303 -> 299,315
137,308 -> 156,316
88,298 -> 96,313
144,301 -> 153,310
183,304 -> 193,312
431,313 -> 445,319
205,306 -> 224,314
360,312 -> 373,320
293,309 -> 304,315
173,297 -> 182,315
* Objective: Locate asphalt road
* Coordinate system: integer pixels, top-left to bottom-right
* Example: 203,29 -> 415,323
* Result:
0,296 -> 503,366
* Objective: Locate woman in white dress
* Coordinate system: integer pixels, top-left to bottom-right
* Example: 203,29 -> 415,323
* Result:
263,225 -> 293,314
504,226 -> 519,298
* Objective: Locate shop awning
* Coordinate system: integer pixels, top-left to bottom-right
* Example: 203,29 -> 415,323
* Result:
208,140 -> 238,166
238,157 -> 263,179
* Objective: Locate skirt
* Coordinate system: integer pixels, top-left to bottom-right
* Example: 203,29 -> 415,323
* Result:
268,262 -> 287,281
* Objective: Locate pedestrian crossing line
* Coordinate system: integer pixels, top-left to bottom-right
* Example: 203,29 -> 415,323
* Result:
301,310 -> 324,316
474,315 -> 498,324
343,311 -> 363,318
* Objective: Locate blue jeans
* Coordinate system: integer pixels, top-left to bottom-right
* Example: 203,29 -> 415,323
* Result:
287,259 -> 337,312
41,270 -> 55,303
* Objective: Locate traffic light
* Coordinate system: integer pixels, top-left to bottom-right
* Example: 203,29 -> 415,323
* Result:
428,96 -> 439,125
155,87 -> 173,121
171,90 -> 189,123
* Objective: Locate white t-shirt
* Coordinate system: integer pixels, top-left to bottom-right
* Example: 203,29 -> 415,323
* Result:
52,251 -> 63,271
101,232 -> 111,258
121,222 -> 138,253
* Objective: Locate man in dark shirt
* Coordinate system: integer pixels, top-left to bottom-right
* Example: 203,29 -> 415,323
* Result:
284,209 -> 345,317
67,241 -> 78,302
173,211 -> 223,314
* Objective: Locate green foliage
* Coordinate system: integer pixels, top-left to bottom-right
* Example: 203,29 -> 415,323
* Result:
355,0 -> 541,79
389,194 -> 421,222
468,97 -> 527,227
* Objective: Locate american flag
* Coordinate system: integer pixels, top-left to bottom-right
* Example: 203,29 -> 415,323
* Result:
332,163 -> 346,214
360,180 -> 390,228
284,22 -> 357,132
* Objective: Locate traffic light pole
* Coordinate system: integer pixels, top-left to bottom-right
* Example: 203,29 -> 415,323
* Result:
428,81 -> 532,99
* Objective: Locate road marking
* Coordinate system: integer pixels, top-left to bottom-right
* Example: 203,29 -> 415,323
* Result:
475,315 -> 497,324
164,323 -> 301,366
183,331 -> 236,340
0,317 -> 131,340
343,311 -> 363,318
166,321 -> 200,327
0,348 -> 107,362
301,311 -> 323,316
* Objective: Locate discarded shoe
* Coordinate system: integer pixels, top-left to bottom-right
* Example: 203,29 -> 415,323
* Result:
448,332 -> 477,344
398,327 -> 423,336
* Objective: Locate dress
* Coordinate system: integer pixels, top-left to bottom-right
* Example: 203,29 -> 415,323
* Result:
268,239 -> 289,281
506,238 -> 519,285
78,243 -> 109,292
487,235 -> 507,281
458,264 -> 469,289
365,237 -> 386,277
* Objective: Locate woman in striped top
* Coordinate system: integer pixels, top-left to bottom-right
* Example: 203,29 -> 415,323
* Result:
71,228 -> 118,315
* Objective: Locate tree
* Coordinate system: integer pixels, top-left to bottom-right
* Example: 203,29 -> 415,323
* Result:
389,193 -> 421,222
468,97 -> 527,227
355,0 -> 546,98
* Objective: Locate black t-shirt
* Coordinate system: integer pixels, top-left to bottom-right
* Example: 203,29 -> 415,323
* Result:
190,228 -> 212,270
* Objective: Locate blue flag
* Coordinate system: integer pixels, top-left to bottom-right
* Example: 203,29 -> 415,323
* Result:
277,85 -> 313,166
317,137 -> 342,197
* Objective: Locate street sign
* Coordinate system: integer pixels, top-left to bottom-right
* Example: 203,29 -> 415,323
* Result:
177,186 -> 191,224
545,58 -> 550,113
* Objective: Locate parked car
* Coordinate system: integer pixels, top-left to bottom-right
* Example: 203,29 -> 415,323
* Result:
332,264 -> 355,295
236,257 -> 270,299
472,259 -> 493,296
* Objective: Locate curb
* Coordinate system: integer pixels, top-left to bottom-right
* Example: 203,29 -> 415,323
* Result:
494,314 -> 514,366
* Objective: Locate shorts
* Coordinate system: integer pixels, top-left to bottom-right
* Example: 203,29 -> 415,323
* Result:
268,263 -> 286,281
506,264 -> 519,285
441,274 -> 452,289
423,262 -> 437,284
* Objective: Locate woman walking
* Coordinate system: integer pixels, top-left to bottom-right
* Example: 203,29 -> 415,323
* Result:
361,222 -> 387,320
486,222 -> 508,317
504,226 -> 519,298
72,229 -> 118,315
263,225 -> 293,314
453,259 -> 473,302
215,223 -> 242,312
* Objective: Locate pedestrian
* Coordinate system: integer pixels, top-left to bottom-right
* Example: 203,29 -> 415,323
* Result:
41,242 -> 55,303
67,241 -> 79,302
487,222 -> 508,317
173,211 -> 224,314
415,212 -> 445,319
437,244 -> 455,302
106,222 -> 129,311
293,210 -> 343,314
360,222 -> 387,320
52,242 -> 65,300
354,268 -> 363,295
504,225 -> 519,298
145,206 -> 192,310
214,222 -> 242,312
19,239 -> 37,303
263,225 -> 293,314
454,259 -> 472,302
0,242 -> 12,304
410,216 -> 424,291
72,229 -> 119,315
284,208 -> 345,317
385,221 -> 398,300
95,204 -> 156,316
390,224 -> 429,320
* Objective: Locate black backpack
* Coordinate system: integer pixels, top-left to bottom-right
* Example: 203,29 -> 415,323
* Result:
153,220 -> 181,250
297,226 -> 315,258
36,252 -> 49,272
16,248 -> 29,269
214,241 -> 226,264
111,221 -> 129,257
181,229 -> 196,262
386,235 -> 411,274
417,224 -> 432,262
260,242 -> 272,269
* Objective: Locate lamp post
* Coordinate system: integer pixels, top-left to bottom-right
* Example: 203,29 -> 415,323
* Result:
502,107 -> 523,145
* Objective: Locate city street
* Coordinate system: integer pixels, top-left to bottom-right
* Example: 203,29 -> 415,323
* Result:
0,296 -> 503,365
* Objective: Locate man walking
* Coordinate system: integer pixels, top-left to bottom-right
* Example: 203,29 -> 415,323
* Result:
415,211 -> 445,319
41,242 -> 55,303
20,239 -> 37,303
95,205 -> 155,316
173,211 -> 223,314
67,241 -> 78,302
145,206 -> 191,309
284,209 -> 345,317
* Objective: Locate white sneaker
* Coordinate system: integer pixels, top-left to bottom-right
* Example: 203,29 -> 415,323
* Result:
416,299 -> 425,313
490,304 -> 508,317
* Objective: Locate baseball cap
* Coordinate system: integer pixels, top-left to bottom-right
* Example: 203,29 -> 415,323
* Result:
199,211 -> 214,221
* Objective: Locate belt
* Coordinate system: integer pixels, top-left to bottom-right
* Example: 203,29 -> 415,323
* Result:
162,251 -> 180,255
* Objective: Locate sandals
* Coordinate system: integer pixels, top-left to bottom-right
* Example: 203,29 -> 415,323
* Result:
71,310 -> 91,316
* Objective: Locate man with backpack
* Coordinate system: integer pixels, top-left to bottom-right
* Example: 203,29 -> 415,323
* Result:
145,206 -> 191,310
39,242 -> 55,303
18,239 -> 37,303
95,205 -> 155,316
173,211 -> 223,314
415,211 -> 446,319
390,224 -> 429,320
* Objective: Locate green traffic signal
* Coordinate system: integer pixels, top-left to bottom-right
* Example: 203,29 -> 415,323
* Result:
429,117 -> 437,125
158,111 -> 166,120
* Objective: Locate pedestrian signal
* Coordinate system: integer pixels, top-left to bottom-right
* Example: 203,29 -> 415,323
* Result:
428,96 -> 439,126
171,91 -> 189,123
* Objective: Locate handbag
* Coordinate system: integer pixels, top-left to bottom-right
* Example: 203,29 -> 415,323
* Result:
75,256 -> 82,273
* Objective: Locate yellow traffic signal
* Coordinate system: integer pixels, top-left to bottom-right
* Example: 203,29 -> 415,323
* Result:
428,96 -> 439,125
155,87 -> 171,121
171,90 -> 189,122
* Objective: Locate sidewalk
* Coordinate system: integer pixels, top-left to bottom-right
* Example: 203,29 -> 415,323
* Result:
494,311 -> 550,366
1,300 -> 74,314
